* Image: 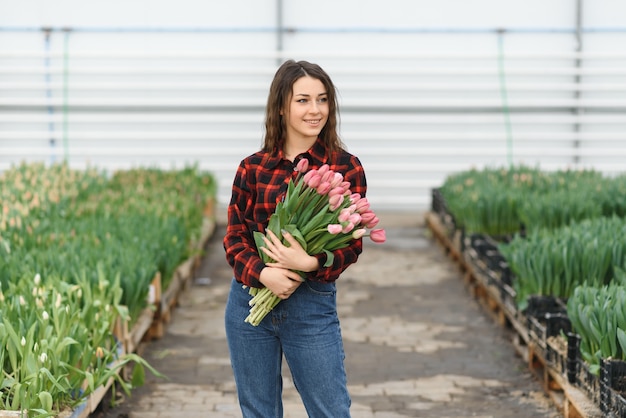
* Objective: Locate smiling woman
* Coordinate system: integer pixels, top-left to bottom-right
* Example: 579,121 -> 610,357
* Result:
223,59 -> 367,417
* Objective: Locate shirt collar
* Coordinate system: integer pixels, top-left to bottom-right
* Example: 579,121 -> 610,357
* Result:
306,137 -> 329,167
262,137 -> 328,169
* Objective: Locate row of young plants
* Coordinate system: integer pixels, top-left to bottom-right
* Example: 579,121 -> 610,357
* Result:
439,166 -> 626,381
0,162 -> 217,416
499,216 -> 626,374
439,165 -> 626,236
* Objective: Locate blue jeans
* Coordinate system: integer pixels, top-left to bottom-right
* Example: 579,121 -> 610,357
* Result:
225,278 -> 351,418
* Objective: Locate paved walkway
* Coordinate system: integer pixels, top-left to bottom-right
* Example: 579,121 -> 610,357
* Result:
92,211 -> 561,418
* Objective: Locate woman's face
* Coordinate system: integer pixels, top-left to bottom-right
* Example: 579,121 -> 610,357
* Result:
283,76 -> 329,144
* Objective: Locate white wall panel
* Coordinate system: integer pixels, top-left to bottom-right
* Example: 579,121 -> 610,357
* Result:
1,0 -> 625,212
0,0 -> 277,27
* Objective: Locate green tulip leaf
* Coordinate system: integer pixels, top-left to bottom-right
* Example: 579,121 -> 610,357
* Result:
39,391 -> 53,412
322,249 -> 334,267
617,328 -> 626,356
10,383 -> 21,410
267,213 -> 282,237
301,204 -> 331,236
84,371 -> 95,392
131,362 -> 146,388
282,225 -> 307,251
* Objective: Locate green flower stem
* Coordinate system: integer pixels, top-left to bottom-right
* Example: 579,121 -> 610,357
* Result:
245,287 -> 281,326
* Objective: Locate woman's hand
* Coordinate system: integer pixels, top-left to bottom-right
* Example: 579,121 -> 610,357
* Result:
259,266 -> 303,299
261,229 -> 319,273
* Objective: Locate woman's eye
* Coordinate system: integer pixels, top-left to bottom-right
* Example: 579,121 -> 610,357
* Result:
318,97 -> 328,103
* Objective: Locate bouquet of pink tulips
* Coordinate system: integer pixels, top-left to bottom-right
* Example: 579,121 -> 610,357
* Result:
245,158 -> 386,326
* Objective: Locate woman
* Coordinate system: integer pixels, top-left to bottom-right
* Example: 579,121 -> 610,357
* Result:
223,59 -> 366,417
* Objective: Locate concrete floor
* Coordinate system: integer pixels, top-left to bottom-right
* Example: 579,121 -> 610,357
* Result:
91,211 -> 561,417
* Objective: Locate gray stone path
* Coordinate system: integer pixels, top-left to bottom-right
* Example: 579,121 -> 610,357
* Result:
92,212 -> 561,418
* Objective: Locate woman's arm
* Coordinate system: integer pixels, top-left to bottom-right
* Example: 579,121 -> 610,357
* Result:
223,161 -> 267,288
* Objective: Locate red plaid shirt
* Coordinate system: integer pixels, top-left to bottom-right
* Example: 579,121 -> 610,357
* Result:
223,137 -> 367,288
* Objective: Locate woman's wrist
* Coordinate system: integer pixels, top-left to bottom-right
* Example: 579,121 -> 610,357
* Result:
304,255 -> 320,272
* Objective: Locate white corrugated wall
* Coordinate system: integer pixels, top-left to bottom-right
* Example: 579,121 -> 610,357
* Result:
1,0 -> 625,212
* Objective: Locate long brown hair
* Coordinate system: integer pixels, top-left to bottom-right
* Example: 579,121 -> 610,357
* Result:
263,60 -> 344,154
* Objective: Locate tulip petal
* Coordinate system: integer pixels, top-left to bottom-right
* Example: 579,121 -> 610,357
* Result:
370,229 -> 386,243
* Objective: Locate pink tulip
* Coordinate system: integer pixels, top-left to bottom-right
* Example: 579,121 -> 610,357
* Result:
370,229 -> 386,243
348,213 -> 362,225
317,164 -> 330,177
350,193 -> 361,203
303,169 -> 318,184
296,158 -> 309,173
327,224 -> 343,234
365,216 -> 380,229
342,222 -> 355,233
317,182 -> 332,195
352,228 -> 366,239
355,197 -> 370,213
341,182 -> 351,192
328,187 -> 345,198
360,210 -> 376,225
338,208 -> 352,223
329,194 -> 344,211
321,170 -> 334,183
330,172 -> 344,188
307,174 -> 322,189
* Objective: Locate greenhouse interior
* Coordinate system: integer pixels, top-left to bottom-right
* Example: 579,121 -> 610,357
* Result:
1,1 -> 626,417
